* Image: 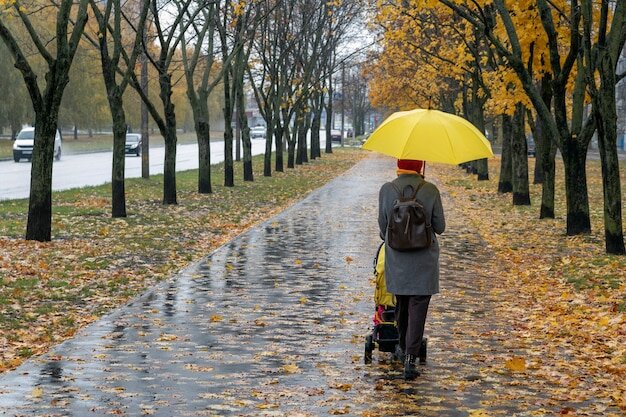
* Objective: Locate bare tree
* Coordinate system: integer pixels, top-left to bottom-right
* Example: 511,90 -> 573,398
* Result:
179,0 -> 225,193
128,0 -> 199,204
216,0 -> 257,186
248,0 -> 297,175
86,0 -> 151,217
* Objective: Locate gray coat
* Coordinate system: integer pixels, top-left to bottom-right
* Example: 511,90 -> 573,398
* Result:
378,174 -> 445,295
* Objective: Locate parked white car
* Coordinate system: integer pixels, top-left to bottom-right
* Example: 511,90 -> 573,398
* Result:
13,127 -> 62,162
250,125 -> 266,139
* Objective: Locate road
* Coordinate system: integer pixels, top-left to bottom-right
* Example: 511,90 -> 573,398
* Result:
0,137 -> 330,201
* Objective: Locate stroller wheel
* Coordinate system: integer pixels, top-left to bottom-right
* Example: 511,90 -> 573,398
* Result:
364,335 -> 374,364
419,337 -> 427,364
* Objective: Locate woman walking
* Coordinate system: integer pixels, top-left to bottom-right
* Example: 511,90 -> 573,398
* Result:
378,159 -> 445,380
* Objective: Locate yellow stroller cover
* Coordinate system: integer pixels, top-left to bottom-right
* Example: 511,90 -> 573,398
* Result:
374,244 -> 396,308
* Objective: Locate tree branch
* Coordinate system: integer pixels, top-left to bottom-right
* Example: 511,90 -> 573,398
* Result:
14,0 -> 55,64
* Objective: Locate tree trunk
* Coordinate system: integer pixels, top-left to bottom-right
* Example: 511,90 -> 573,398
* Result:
535,115 -> 557,218
160,74 -> 178,204
595,51 -> 625,253
223,71 -> 234,187
109,94 -> 127,217
310,101 -> 322,160
237,86 -> 253,181
74,125 -> 78,140
533,77 -> 556,217
274,123 -> 284,172
561,139 -> 591,234
325,82 -> 333,154
468,79 -> 489,181
140,49 -> 150,179
26,110 -> 58,241
296,110 -> 304,165
511,106 -> 530,205
235,111 -> 241,162
264,120 -> 274,177
296,111 -> 310,165
196,118 -> 212,194
101,42 -> 128,218
475,159 -> 488,180
532,131 -> 544,184
287,122 -> 296,168
162,122 -> 178,204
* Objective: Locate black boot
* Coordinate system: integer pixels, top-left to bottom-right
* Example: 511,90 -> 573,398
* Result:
394,344 -> 405,363
404,354 -> 420,380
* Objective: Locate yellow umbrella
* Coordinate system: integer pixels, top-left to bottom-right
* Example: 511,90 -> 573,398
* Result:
362,109 -> 493,164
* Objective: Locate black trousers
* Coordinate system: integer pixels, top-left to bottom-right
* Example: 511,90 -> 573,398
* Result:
395,295 -> 431,356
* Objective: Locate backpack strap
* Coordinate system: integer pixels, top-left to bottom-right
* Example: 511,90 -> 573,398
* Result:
391,180 -> 426,200
410,181 -> 426,199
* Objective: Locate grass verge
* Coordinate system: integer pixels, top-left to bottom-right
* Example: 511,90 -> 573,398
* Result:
0,148 -> 367,372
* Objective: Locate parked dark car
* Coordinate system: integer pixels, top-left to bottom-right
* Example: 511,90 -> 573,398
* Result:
125,133 -> 142,156
330,129 -> 342,142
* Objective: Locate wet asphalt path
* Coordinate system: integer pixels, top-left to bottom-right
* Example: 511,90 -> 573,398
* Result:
0,155 -> 568,416
0,154 -> 385,416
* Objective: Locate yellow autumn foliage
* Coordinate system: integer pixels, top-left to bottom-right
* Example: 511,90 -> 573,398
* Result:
368,1 -> 597,119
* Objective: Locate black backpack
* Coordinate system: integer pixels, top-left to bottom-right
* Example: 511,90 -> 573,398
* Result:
386,182 -> 432,251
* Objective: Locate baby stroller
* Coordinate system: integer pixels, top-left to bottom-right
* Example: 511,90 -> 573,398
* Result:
364,243 -> 427,364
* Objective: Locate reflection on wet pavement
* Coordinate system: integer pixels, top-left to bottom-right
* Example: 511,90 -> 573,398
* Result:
0,155 -> 554,416
1,156 -> 386,416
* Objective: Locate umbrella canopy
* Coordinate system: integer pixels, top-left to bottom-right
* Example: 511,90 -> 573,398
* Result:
362,109 -> 493,164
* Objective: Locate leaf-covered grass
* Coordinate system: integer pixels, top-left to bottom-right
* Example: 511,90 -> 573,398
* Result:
432,157 -> 626,412
436,157 -> 626,294
0,148 -> 367,371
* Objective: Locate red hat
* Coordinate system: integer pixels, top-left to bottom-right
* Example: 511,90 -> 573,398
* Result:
397,159 -> 424,173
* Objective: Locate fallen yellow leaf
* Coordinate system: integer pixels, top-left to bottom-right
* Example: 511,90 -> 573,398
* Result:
31,387 -> 43,398
469,410 -> 493,417
505,357 -> 526,372
281,363 -> 301,374
330,382 -> 352,391
329,406 -> 350,415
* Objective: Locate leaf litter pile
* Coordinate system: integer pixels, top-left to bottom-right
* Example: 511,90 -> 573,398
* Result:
0,150 -> 367,373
